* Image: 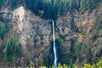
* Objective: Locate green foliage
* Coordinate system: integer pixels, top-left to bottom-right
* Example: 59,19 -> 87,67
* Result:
83,59 -> 102,68
0,0 -> 5,8
44,40 -> 54,66
2,0 -> 18,9
4,38 -> 20,64
40,59 -> 102,68
24,0 -> 101,20
44,53 -> 54,67
70,0 -> 79,12
47,0 -> 69,19
86,48 -> 93,63
70,16 -> 79,32
0,0 -> 16,9
58,63 -> 68,68
96,60 -> 102,68
0,22 -> 7,39
29,60 -> 35,67
59,35 -> 66,41
24,0 -> 42,16
0,40 -> 2,52
83,60 -> 102,68
40,64 -> 78,68
44,38 -> 70,66
83,64 -> 94,68
0,39 -> 3,61
25,0 -> 69,20
80,0 -> 87,11
80,0 -> 101,12
75,42 -> 82,58
56,39 -> 70,65
40,66 -> 47,68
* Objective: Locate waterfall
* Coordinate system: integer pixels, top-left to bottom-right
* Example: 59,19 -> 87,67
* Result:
52,20 -> 57,68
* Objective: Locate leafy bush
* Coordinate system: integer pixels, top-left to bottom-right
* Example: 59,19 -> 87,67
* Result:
86,48 -> 93,63
70,16 -> 79,32
29,60 -> 35,67
4,38 -> 20,64
96,60 -> 102,68
75,42 -> 82,58
83,64 -> 94,68
0,22 -> 7,39
40,59 -> 102,68
0,40 -> 2,52
0,39 -> 3,61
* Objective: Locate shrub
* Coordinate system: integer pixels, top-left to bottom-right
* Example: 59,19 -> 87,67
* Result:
75,42 -> 82,58
29,60 -> 35,67
83,64 -> 93,68
70,16 -> 79,32
4,38 -> 20,64
0,39 -> 3,61
39,59 -> 102,68
0,22 -> 7,39
96,60 -> 102,68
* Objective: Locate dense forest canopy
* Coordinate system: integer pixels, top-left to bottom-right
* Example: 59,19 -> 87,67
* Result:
24,0 -> 101,19
0,0 -> 101,19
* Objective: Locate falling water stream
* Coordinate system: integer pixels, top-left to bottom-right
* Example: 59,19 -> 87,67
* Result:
52,20 -> 57,68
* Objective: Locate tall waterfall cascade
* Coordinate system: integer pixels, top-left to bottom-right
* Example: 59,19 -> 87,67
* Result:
52,20 -> 57,68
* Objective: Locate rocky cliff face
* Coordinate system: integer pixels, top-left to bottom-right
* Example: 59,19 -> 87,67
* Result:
11,6 -> 51,66
0,1 -> 102,67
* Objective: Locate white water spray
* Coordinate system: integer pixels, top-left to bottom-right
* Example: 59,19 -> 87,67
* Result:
52,20 -> 57,68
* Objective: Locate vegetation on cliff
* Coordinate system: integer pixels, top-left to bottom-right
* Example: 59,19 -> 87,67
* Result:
0,0 -> 102,67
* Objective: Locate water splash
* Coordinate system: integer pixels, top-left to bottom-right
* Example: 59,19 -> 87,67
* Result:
52,20 -> 57,68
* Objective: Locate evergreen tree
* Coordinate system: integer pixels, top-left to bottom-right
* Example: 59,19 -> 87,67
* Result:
4,38 -> 20,64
